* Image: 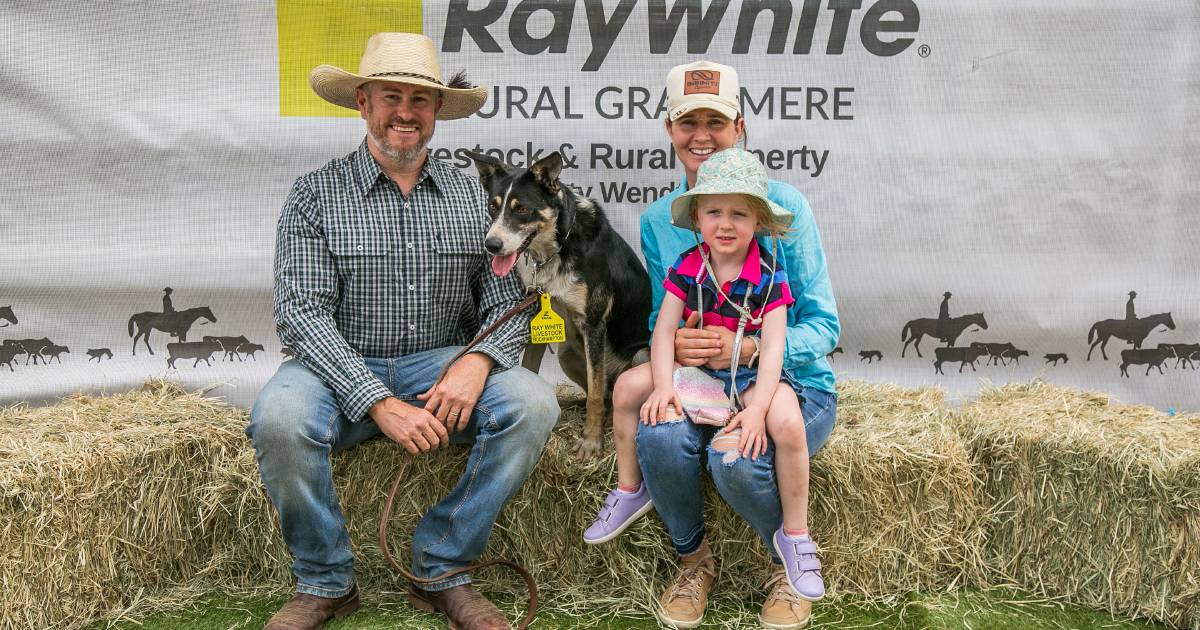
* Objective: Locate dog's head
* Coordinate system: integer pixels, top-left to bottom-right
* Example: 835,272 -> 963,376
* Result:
467,151 -> 576,277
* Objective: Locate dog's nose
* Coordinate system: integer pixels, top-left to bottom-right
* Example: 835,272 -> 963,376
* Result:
484,237 -> 503,255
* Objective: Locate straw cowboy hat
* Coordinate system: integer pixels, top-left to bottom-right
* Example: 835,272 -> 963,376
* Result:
670,148 -> 792,235
309,33 -> 487,120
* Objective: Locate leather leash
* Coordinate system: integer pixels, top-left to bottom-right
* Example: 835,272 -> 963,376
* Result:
379,289 -> 541,629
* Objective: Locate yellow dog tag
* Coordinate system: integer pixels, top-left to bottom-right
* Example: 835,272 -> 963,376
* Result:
530,293 -> 566,344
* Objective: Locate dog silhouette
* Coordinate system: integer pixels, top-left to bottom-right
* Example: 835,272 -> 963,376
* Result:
826,347 -> 844,359
87,348 -> 113,362
1044,353 -> 1068,366
858,350 -> 882,363
1119,347 -> 1170,377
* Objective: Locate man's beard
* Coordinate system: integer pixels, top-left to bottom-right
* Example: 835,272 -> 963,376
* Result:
368,123 -> 431,166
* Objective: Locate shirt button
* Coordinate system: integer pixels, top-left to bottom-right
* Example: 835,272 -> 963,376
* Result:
408,324 -> 417,331
406,242 -> 414,249
408,284 -> 416,291
356,245 -> 363,251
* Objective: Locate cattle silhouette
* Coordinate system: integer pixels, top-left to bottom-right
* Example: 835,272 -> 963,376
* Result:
236,342 -> 265,360
40,344 -> 69,363
858,350 -> 882,363
902,313 -> 988,358
969,342 -> 1019,366
1043,353 -> 1068,366
1158,343 -> 1200,370
1005,347 -> 1029,365
0,344 -> 19,371
202,335 -> 250,362
0,306 -> 15,327
1087,312 -> 1175,360
933,345 -> 988,374
826,347 -> 844,359
87,348 -> 114,362
128,306 -> 217,356
4,338 -> 53,365
1119,347 -> 1170,377
166,340 -> 221,368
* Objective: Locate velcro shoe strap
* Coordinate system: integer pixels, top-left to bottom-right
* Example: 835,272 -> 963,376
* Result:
796,559 -> 822,571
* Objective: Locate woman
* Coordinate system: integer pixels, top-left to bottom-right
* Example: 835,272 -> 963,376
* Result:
601,61 -> 840,629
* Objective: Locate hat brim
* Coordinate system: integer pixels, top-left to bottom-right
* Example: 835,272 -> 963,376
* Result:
309,65 -> 487,120
668,100 -> 740,122
670,185 -> 793,235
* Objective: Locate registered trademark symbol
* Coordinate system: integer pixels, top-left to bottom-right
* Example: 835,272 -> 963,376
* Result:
918,44 -> 931,58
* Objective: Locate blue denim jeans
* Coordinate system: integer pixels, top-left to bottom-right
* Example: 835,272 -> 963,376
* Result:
635,386 -> 836,558
247,346 -> 558,597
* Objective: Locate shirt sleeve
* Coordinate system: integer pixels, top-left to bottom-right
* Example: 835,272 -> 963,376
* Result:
273,177 -> 392,422
640,211 -> 669,333
467,188 -> 532,370
662,253 -> 692,303
754,257 -> 795,318
775,196 -> 840,370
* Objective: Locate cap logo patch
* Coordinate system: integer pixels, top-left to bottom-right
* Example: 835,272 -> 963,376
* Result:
683,70 -> 721,95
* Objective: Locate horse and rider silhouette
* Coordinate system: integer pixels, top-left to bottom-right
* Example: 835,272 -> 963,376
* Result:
1087,312 -> 1175,360
902,292 -> 989,358
0,305 -> 16,327
127,288 -> 216,355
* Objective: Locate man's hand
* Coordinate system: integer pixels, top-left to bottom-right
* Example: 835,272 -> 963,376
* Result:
673,312 -> 757,369
369,397 -> 448,454
417,352 -> 493,433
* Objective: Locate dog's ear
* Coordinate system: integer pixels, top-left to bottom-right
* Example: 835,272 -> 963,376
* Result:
466,150 -> 505,183
529,152 -> 563,194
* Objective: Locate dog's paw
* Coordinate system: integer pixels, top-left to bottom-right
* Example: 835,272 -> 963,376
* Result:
575,436 -> 603,460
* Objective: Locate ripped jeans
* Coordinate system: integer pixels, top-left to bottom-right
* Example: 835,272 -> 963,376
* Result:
635,386 -> 836,558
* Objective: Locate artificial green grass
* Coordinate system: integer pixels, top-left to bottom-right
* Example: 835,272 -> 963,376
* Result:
84,589 -> 1169,629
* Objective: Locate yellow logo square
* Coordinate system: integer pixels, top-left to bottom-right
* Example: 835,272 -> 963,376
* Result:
277,0 -> 423,117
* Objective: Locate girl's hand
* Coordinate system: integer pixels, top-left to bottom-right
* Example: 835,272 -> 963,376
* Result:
724,406 -> 768,459
640,386 -> 683,426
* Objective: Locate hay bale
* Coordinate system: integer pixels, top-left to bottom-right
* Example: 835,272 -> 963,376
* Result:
956,381 -> 1200,629
0,382 -> 285,630
2,380 -> 979,629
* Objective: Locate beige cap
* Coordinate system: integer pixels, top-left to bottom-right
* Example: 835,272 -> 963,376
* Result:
665,60 -> 741,121
309,33 -> 487,120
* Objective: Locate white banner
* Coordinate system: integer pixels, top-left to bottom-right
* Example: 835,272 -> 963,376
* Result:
2,1 -> 1197,412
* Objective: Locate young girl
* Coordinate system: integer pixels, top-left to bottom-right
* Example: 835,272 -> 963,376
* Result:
584,148 -> 825,603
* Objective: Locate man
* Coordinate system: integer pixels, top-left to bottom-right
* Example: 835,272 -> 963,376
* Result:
248,33 -> 558,630
936,291 -> 952,342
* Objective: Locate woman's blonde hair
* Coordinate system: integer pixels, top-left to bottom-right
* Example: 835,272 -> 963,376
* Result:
690,193 -> 791,237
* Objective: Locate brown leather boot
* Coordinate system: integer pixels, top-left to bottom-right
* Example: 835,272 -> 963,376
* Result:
657,539 -> 716,629
264,586 -> 360,630
409,583 -> 512,630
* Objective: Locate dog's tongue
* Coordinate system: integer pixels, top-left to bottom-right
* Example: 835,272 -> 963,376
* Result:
491,252 -> 519,277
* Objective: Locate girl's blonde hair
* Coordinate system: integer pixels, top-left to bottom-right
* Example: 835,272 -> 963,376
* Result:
690,193 -> 791,237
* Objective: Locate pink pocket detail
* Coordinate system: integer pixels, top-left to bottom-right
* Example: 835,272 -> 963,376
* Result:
673,367 -> 732,427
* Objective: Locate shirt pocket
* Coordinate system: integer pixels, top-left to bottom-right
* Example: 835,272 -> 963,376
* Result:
326,228 -> 396,286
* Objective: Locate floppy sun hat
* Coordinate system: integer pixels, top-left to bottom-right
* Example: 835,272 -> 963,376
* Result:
309,32 -> 487,120
670,148 -> 792,235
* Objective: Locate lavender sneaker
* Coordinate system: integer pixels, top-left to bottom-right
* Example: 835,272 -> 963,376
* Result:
583,485 -> 654,544
772,527 -> 825,601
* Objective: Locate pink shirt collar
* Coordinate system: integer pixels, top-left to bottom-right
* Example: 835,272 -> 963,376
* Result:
676,239 -> 763,285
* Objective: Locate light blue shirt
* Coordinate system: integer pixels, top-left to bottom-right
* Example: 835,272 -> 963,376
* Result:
640,175 -> 839,394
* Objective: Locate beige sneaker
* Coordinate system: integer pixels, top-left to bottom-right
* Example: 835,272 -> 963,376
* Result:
759,567 -> 813,629
657,540 -> 716,629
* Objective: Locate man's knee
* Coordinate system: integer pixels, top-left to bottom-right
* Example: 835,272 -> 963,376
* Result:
248,363 -> 335,452
488,367 -> 559,438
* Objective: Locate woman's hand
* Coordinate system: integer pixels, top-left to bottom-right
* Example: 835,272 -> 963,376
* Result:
640,385 -> 683,426
724,405 -> 768,459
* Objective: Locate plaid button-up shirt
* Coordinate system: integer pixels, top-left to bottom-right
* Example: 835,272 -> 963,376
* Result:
273,140 -> 531,421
